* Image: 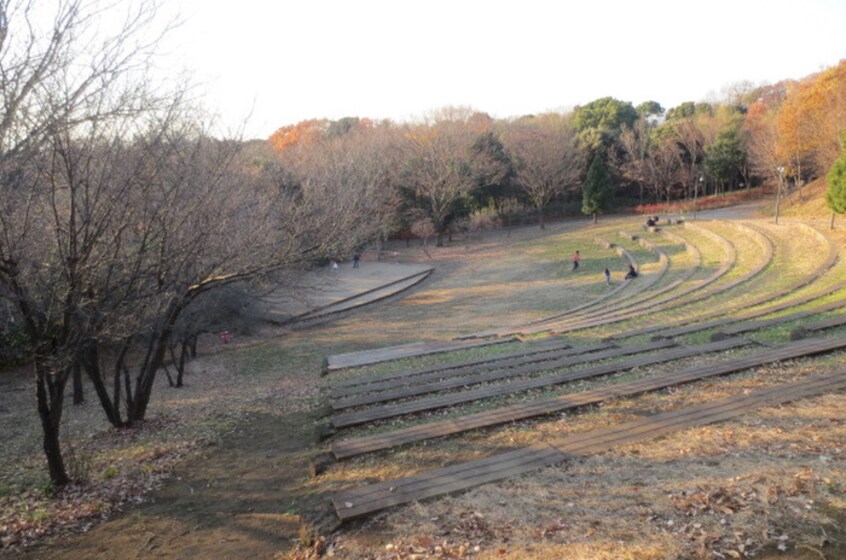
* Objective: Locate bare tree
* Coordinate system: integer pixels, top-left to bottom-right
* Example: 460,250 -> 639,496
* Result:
399,116 -> 480,246
501,114 -> 583,229
0,0 -> 365,489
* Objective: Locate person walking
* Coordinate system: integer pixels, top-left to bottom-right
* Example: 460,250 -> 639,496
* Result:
353,252 -> 361,268
604,267 -> 611,286
572,250 -> 581,271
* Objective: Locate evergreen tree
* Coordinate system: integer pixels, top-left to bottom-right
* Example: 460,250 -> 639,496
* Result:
826,136 -> 846,228
582,155 -> 612,223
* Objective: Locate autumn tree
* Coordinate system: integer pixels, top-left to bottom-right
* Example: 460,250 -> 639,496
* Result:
501,114 -> 584,228
399,111 -> 495,246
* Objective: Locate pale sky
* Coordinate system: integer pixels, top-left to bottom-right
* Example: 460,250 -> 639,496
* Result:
155,0 -> 846,139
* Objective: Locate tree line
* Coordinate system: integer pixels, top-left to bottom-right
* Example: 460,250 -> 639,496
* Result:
267,60 -> 846,241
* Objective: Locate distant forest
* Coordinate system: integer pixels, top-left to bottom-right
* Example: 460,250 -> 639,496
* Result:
261,60 -> 846,243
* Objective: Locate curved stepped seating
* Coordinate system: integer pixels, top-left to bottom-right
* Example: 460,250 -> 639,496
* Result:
538,229 -> 692,327
513,234 -> 665,330
325,336 -> 516,372
330,337 -> 846,521
330,339 -> 676,428
624,223 -> 840,341
330,337 -> 751,459
330,340 -> 676,410
460,235 -> 639,339
572,221 -> 776,339
328,341 -> 613,399
524,221 -> 754,336
560,229 -> 703,325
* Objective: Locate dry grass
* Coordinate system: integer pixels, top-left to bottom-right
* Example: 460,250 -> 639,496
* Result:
4,212 -> 846,558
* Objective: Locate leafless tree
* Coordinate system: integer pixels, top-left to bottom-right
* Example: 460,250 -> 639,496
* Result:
399,116 -> 481,246
0,0 -> 368,488
501,114 -> 583,229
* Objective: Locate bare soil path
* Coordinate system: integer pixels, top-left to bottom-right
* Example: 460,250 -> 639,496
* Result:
12,409 -> 327,560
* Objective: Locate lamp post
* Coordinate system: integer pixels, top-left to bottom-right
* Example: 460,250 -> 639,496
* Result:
774,166 -> 784,225
693,175 -> 703,220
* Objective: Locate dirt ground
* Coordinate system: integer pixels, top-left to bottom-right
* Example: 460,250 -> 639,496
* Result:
9,408 -> 331,560
4,213 -> 846,560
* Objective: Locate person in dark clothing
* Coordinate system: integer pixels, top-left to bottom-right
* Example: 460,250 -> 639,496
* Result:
625,264 -> 638,280
353,252 -> 361,268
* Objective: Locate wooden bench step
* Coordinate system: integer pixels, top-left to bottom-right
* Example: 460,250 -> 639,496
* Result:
332,370 -> 846,521
331,337 -> 752,459
791,314 -> 846,340
329,341 -> 611,399
326,337 -> 516,371
330,339 -> 677,428
331,340 -> 673,410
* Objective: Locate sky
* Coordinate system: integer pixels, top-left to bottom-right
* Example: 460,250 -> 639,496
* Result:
153,0 -> 846,139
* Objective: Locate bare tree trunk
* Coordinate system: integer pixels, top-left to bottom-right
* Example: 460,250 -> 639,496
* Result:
72,362 -> 83,405
35,359 -> 70,488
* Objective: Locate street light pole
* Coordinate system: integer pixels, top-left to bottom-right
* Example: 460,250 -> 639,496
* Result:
774,166 -> 784,224
693,175 -> 703,220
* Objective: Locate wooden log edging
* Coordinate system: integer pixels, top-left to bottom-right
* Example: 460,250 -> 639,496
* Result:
330,336 -> 752,459
791,313 -> 846,340
329,339 -> 677,428
329,338 -> 595,396
328,341 -> 613,402
326,336 -> 517,371
331,368 -> 846,521
330,340 -> 675,410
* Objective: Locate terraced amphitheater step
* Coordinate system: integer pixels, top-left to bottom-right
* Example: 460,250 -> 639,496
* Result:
625,223 -> 840,341
526,222 -> 749,336
325,336 -> 517,371
330,341 -> 673,410
791,314 -> 846,340
331,369 -> 846,521
330,339 -> 677,428
329,341 -> 614,401
711,298 -> 846,340
330,337 -> 752,459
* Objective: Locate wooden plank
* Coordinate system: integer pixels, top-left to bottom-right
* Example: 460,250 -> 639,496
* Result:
332,445 -> 565,521
554,372 -> 846,455
792,314 -> 846,339
329,341 -> 611,398
330,339 -> 676,428
331,336 -> 846,458
716,298 -> 846,338
331,340 -> 674,410
332,371 -> 846,521
327,336 -> 516,371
